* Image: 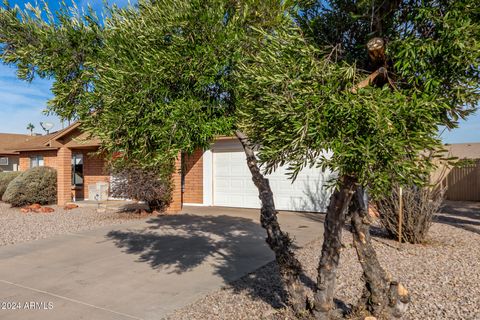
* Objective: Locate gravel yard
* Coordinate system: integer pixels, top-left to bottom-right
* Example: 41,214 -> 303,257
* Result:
167,201 -> 480,320
0,202 -> 147,247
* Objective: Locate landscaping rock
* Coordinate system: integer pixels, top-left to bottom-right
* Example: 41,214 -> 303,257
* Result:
166,205 -> 480,320
39,207 -> 55,213
0,202 -> 147,246
64,203 -> 79,210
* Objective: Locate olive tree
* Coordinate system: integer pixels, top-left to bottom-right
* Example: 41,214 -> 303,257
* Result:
237,0 -> 479,318
2,0 -> 479,319
0,0 -> 308,314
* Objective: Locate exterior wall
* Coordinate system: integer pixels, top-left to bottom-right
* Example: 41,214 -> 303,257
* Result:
166,155 -> 183,213
183,149 -> 204,204
18,151 -> 58,171
56,147 -> 72,206
16,147 -> 185,211
72,150 -> 109,200
18,149 -> 110,204
0,155 -> 19,172
83,152 -> 109,200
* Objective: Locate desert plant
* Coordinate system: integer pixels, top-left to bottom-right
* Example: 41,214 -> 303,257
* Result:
0,171 -> 21,198
110,166 -> 173,212
2,167 -> 57,207
376,185 -> 445,244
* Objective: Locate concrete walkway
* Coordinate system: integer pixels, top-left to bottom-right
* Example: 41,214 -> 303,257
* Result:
0,206 -> 324,320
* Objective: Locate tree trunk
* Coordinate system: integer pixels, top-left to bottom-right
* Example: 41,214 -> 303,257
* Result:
350,187 -> 410,318
234,130 -> 308,316
313,175 -> 357,319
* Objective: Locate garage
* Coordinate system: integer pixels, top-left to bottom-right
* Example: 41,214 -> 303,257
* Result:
210,139 -> 333,212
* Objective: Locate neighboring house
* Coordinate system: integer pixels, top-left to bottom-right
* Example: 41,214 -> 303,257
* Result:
0,133 -> 33,172
441,143 -> 480,201
7,122 -> 110,206
2,122 -> 335,213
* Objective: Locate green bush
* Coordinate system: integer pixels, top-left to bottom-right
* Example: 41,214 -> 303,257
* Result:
0,171 -> 21,198
2,167 -> 57,207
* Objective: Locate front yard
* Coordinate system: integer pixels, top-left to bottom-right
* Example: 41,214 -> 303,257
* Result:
168,201 -> 480,320
0,202 -> 147,247
0,201 -> 478,319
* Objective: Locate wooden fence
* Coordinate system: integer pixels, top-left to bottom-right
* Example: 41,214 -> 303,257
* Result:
446,159 -> 480,201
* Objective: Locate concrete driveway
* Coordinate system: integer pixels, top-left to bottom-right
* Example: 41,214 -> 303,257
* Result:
0,206 -> 324,320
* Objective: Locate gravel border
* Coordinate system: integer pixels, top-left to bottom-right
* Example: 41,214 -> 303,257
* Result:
166,207 -> 480,320
0,202 -> 149,247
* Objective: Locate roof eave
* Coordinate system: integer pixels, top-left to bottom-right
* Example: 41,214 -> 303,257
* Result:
14,147 -> 59,152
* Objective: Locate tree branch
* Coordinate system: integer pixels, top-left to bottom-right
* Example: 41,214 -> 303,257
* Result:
351,67 -> 387,93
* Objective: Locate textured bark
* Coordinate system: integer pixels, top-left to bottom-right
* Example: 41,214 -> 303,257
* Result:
351,187 -> 410,318
351,67 -> 386,94
367,37 -> 386,69
313,176 -> 357,319
235,130 -> 308,316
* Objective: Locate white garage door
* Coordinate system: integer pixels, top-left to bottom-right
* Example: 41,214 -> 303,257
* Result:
213,139 -> 333,212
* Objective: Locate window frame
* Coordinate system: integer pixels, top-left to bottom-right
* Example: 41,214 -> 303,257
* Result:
72,153 -> 84,187
30,155 -> 44,168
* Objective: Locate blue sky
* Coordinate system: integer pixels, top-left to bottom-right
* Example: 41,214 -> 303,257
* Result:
0,0 -> 135,135
1,1 -> 479,142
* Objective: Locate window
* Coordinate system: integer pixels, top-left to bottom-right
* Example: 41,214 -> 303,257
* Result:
30,156 -> 44,168
72,154 -> 84,186
0,157 -> 8,166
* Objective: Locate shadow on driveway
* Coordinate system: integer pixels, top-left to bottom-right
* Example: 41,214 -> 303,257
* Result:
106,213 -> 316,309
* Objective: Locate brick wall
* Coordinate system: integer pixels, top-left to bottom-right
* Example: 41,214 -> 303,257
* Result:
56,147 -> 72,206
166,155 -> 183,213
18,149 -> 110,204
183,149 -> 203,204
72,150 -> 109,200
18,150 -> 58,171
17,147 -> 185,211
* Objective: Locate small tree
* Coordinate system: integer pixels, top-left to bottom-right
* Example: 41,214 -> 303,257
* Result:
0,1 -> 308,313
237,0 -> 479,318
26,122 -> 34,135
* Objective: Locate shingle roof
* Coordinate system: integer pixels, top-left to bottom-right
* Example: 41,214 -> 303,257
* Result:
0,122 -> 101,153
0,124 -> 75,154
9,132 -> 58,151
0,133 -> 39,154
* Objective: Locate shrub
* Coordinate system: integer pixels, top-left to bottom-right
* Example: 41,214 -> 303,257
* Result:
375,185 -> 444,244
2,167 -> 57,207
110,166 -> 172,212
0,171 -> 21,198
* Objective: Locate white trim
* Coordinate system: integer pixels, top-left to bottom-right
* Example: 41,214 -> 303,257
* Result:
202,149 -> 213,205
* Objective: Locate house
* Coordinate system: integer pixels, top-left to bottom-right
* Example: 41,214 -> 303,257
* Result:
3,122 -> 334,213
8,121 -> 476,210
0,133 -> 31,172
3,122 -> 112,206
2,123 -> 336,212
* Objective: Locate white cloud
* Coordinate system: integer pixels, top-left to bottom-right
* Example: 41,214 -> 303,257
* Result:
0,64 -> 62,134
